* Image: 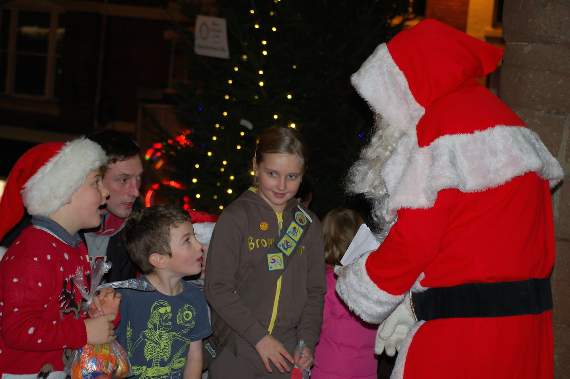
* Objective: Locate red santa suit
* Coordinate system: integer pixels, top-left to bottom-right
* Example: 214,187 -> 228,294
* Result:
336,19 -> 563,379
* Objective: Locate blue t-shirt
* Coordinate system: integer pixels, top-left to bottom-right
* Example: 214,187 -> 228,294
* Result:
117,279 -> 212,378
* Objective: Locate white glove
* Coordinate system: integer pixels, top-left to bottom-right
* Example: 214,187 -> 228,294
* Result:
375,292 -> 417,356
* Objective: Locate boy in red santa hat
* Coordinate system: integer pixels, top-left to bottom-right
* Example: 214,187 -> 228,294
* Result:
336,19 -> 563,379
0,138 -> 117,378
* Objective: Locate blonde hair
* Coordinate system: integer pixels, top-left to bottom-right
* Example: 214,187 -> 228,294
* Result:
322,208 -> 363,266
254,127 -> 308,171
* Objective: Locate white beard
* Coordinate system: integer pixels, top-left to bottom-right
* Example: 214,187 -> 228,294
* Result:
346,116 -> 403,240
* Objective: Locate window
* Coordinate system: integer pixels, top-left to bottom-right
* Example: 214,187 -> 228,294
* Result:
0,7 -> 64,99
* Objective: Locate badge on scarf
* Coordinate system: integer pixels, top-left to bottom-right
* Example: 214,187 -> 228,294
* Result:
267,253 -> 285,271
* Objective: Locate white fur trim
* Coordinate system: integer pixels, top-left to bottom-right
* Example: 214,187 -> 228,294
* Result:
390,320 -> 425,379
335,252 -> 404,324
383,126 -> 564,215
23,138 -> 107,216
351,43 -> 425,134
0,246 -> 6,261
193,222 -> 215,246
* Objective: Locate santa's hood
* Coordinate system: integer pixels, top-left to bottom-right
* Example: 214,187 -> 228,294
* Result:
348,19 -> 563,222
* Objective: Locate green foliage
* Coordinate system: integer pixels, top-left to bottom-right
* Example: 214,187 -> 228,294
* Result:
160,0 -> 406,216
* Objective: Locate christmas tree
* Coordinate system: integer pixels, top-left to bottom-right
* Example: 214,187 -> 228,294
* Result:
146,0 -> 407,216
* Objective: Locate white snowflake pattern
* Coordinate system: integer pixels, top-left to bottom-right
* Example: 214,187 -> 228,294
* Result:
43,304 -> 48,309
64,253 -> 69,260
37,338 -> 42,344
46,254 -> 51,260
38,282 -> 42,287
33,257 -> 38,261
12,277 -> 18,283
15,241 -> 20,245
60,266 -> 64,272
0,301 -> 3,306
52,320 -> 57,325
51,242 -> 57,248
27,327 -> 35,334
13,308 -> 18,312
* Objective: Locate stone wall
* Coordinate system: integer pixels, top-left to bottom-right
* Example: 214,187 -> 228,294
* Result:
500,0 -> 570,376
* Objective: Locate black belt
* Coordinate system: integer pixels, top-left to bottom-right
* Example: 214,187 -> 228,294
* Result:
411,278 -> 552,321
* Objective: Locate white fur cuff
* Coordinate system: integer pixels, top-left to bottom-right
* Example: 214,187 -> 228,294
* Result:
336,252 -> 403,324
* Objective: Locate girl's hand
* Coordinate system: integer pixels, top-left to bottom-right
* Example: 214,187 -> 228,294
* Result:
294,346 -> 313,370
255,335 -> 294,373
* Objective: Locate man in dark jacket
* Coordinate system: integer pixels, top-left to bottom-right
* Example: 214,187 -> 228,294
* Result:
84,129 -> 144,281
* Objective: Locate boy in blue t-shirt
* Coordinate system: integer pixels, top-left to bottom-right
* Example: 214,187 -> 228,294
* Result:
117,204 -> 211,379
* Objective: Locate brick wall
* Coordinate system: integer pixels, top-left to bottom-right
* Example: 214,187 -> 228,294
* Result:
426,0 -> 469,31
500,0 -> 570,376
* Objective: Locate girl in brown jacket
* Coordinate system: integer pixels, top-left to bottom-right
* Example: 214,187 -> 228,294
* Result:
205,127 -> 326,379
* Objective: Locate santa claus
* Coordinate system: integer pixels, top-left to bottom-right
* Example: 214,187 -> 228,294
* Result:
336,19 -> 563,379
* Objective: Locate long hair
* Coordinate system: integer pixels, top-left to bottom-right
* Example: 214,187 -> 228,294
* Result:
322,208 -> 363,266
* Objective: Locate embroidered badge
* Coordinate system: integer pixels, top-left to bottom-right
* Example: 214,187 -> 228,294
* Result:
277,235 -> 296,256
260,221 -> 269,231
294,211 -> 308,226
286,221 -> 303,242
267,253 -> 285,271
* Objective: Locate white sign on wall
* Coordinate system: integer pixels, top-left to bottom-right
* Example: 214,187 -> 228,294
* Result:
194,15 -> 230,59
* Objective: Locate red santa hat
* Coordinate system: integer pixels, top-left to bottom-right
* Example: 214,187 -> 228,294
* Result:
188,209 -> 218,246
347,19 -> 563,223
0,138 -> 107,241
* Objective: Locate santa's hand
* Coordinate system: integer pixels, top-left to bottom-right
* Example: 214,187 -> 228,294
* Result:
375,293 -> 416,356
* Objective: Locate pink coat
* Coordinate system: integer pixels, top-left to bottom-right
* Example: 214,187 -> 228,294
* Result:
312,265 -> 377,379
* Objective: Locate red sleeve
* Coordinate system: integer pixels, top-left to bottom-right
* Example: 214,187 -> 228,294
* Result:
1,246 -> 87,351
366,189 -> 459,295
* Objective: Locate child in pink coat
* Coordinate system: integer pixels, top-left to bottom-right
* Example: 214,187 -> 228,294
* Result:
312,208 -> 377,379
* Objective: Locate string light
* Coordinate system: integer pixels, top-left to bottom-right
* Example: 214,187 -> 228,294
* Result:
249,9 -> 255,14
262,50 -> 268,56
240,131 -> 245,136
258,70 -> 264,75
215,123 -> 220,128
227,189 -> 233,194
222,111 -> 228,117
227,79 -> 233,84
241,54 -> 248,61
222,160 -> 228,165
192,178 -> 198,183
195,193 -> 201,198
254,24 -> 260,29
207,151 -> 213,157
224,94 -> 230,100
194,163 -> 200,168
261,40 -> 267,45
272,26 -> 277,32
289,123 -> 296,128
229,175 -> 235,180
258,81 -> 264,87
233,66 -> 239,72
250,170 -> 255,176
236,145 -> 242,150
273,114 -> 279,120
286,93 -> 292,99
219,205 -> 224,210
212,136 -> 218,141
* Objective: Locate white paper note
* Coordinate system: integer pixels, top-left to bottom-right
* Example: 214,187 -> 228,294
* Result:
340,223 -> 380,266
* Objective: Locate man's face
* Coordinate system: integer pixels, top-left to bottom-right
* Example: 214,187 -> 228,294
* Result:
102,155 -> 143,219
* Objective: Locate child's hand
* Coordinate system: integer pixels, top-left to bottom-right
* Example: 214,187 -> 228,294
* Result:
84,314 -> 116,345
255,335 -> 294,373
294,346 -> 313,370
88,288 -> 121,318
